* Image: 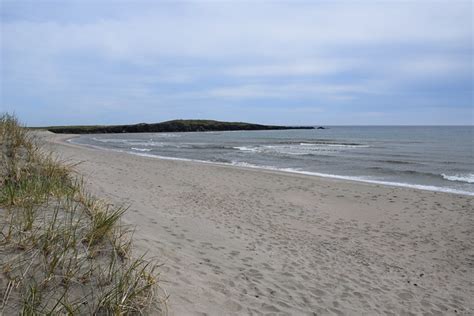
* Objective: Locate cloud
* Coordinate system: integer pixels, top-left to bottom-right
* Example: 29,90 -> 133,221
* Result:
206,83 -> 370,100
2,2 -> 471,61
223,59 -> 357,77
1,0 -> 472,125
395,57 -> 472,79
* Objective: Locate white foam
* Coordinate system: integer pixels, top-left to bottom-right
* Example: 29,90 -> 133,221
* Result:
263,144 -> 335,155
157,133 -> 181,137
283,170 -> 474,196
300,142 -> 369,148
260,143 -> 368,156
233,146 -> 259,152
228,163 -> 474,196
442,173 -> 474,184
131,152 -> 199,162
230,161 -> 278,169
326,144 -> 369,148
235,143 -> 366,155
131,147 -> 152,152
69,139 -> 474,197
128,141 -> 164,147
92,137 -> 128,143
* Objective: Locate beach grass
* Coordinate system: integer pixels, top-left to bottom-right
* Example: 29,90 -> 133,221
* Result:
0,114 -> 166,314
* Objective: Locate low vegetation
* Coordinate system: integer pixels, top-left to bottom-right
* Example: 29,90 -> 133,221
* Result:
0,114 -> 165,314
42,119 -> 315,134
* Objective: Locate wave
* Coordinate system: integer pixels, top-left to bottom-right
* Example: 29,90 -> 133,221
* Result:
368,168 -> 474,184
233,142 -> 366,156
233,146 -> 259,152
442,173 -> 474,184
70,137 -> 474,196
126,150 -> 474,196
92,137 -> 130,143
129,152 -> 230,165
128,141 -> 164,147
131,147 -> 152,152
211,158 -> 233,163
156,133 -> 181,138
368,168 -> 441,178
227,162 -> 474,196
374,159 -> 414,165
300,142 -> 369,148
265,140 -> 368,147
68,138 -> 474,196
186,144 -> 235,150
92,137 -> 166,147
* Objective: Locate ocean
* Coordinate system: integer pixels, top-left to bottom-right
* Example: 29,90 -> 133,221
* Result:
70,126 -> 474,196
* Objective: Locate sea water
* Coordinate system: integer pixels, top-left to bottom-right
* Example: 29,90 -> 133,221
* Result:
71,126 -> 474,196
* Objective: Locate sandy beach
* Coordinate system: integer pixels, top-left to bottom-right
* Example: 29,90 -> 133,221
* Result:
41,132 -> 473,315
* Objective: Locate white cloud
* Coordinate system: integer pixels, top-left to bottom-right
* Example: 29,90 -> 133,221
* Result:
1,1 -> 472,125
395,57 -> 472,79
223,59 -> 357,77
206,83 -> 370,99
2,2 -> 471,61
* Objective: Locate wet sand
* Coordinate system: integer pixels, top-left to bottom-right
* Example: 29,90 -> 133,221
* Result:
41,132 -> 473,315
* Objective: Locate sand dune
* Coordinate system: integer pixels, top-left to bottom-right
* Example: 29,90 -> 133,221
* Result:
41,132 -> 473,315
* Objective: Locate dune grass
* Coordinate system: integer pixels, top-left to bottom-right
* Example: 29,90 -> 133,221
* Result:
0,114 -> 166,314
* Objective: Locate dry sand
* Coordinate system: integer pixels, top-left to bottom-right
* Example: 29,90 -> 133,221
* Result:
41,132 -> 473,315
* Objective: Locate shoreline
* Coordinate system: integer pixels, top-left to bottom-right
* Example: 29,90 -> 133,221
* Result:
66,135 -> 474,197
40,131 -> 474,315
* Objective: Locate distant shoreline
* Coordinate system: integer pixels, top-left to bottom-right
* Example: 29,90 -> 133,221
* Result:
38,119 -> 316,134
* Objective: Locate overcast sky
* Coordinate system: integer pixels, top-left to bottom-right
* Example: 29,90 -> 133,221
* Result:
1,0 -> 472,126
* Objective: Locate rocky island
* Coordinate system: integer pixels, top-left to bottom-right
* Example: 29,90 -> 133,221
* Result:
44,119 -> 315,134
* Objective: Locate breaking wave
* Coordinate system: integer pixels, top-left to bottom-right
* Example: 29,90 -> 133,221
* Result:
442,173 -> 474,184
131,147 -> 152,152
233,142 -> 368,156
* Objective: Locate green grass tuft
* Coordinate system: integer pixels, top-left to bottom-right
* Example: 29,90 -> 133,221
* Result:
0,113 -> 166,314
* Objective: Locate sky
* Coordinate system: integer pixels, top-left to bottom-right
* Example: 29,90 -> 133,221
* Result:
0,0 -> 473,126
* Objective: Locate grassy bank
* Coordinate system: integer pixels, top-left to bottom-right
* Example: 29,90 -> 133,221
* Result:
0,114 -> 165,314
